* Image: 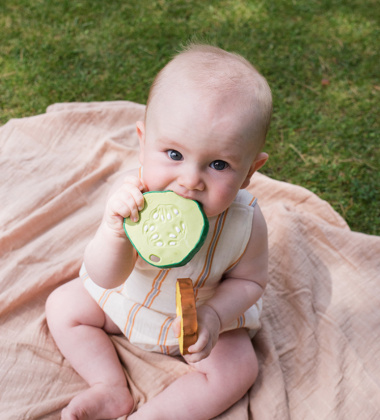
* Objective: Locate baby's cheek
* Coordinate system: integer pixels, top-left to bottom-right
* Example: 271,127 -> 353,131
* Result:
205,192 -> 234,217
215,186 -> 236,205
143,169 -> 171,193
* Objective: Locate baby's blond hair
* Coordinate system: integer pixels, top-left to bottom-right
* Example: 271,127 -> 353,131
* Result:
146,43 -> 272,152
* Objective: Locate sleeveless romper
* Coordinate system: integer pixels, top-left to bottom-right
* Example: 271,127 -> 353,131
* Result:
81,189 -> 262,356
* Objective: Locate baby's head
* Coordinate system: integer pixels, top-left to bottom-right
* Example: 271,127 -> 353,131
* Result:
137,44 -> 272,216
145,44 -> 272,159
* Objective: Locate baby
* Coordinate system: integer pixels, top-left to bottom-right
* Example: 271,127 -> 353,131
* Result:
46,43 -> 272,419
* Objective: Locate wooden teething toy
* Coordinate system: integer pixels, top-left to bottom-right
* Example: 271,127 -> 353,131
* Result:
176,278 -> 198,355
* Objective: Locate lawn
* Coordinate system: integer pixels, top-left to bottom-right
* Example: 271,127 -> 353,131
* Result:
1,0 -> 379,234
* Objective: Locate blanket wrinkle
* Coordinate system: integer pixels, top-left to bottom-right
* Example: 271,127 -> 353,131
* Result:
1,101 -> 379,420
250,324 -> 291,420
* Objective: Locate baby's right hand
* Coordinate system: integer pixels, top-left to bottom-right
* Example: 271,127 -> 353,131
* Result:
104,175 -> 145,235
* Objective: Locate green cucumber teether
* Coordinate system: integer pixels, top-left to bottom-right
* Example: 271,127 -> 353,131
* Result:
123,191 -> 209,268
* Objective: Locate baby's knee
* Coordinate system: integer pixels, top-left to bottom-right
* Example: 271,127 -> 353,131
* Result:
45,283 -> 71,329
220,349 -> 257,394
236,347 -> 259,389
46,278 -> 106,333
199,343 -> 258,407
45,279 -> 83,328
214,331 -> 258,391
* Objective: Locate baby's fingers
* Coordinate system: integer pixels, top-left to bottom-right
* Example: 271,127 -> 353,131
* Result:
172,316 -> 181,338
184,328 -> 212,363
111,197 -> 137,221
106,185 -> 144,227
122,175 -> 145,194
123,188 -> 145,221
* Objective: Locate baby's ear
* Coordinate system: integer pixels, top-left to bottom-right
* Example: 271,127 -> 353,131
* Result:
241,152 -> 268,189
136,121 -> 145,164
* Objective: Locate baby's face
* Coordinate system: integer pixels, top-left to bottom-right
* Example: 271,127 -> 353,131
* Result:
138,86 -> 258,218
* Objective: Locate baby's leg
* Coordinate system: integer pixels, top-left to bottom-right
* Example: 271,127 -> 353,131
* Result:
130,328 -> 258,420
46,278 -> 133,420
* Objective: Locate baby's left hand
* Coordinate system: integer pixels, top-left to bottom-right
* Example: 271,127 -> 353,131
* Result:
184,304 -> 221,363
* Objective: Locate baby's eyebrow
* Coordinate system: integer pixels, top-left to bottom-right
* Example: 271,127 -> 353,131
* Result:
156,136 -> 182,149
215,149 -> 241,164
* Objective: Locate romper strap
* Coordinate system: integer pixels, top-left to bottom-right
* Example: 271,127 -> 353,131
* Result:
249,196 -> 258,207
235,189 -> 258,207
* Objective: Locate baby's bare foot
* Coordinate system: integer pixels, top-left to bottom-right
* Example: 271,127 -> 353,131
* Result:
61,383 -> 133,420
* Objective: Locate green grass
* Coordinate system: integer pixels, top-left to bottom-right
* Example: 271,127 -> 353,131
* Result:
1,0 -> 379,235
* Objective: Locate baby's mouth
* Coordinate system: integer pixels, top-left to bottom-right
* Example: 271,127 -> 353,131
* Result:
169,189 -> 205,210
176,192 -> 201,204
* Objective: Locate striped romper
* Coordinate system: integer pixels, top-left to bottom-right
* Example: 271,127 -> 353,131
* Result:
81,189 -> 262,356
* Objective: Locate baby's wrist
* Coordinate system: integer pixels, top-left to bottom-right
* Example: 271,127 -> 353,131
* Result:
201,303 -> 222,331
100,219 -> 128,242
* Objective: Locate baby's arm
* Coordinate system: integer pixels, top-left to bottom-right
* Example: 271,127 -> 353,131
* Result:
83,169 -> 145,289
186,204 -> 268,363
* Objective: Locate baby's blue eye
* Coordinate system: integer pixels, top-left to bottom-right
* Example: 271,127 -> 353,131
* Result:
168,150 -> 183,161
210,160 -> 228,171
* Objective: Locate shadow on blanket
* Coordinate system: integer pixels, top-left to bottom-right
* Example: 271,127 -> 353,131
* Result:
1,102 -> 379,420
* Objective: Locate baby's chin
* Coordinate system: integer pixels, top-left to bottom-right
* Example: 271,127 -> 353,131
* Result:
202,205 -> 229,219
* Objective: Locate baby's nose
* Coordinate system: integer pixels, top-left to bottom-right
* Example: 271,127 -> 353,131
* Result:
178,168 -> 205,191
